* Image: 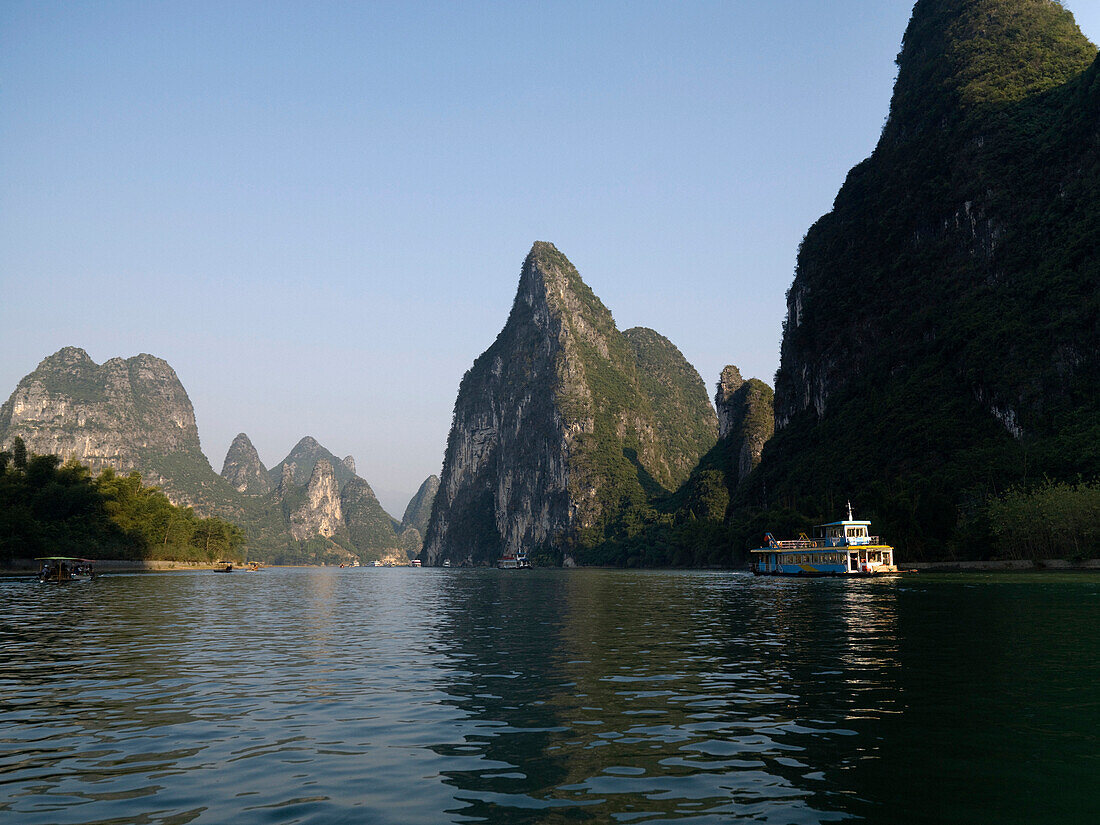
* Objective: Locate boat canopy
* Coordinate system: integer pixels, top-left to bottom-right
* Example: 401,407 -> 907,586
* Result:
35,556 -> 93,562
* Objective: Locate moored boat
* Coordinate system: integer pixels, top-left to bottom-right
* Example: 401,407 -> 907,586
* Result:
498,551 -> 530,569
750,503 -> 897,577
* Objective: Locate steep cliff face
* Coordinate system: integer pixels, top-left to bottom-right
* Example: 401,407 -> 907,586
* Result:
763,0 -> 1100,554
715,366 -> 774,485
0,347 -> 225,508
423,242 -> 714,565
221,433 -> 272,494
286,459 -> 343,540
401,475 -> 439,536
269,436 -> 358,490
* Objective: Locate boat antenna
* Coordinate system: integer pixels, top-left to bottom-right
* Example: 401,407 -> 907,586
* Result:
847,500 -> 853,521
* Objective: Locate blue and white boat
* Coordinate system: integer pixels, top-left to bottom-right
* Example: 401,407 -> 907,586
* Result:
750,503 -> 896,576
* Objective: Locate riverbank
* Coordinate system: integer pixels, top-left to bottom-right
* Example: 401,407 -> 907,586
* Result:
908,558 -> 1100,572
0,557 -> 246,576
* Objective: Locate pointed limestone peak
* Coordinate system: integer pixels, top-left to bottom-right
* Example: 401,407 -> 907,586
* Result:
270,435 -> 356,490
221,432 -> 272,495
508,241 -> 617,337
341,455 -> 356,475
713,366 -> 775,481
716,366 -> 746,440
37,346 -> 95,372
886,0 -> 1095,136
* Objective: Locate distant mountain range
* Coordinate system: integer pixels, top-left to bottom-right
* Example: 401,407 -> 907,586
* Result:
0,348 -> 433,564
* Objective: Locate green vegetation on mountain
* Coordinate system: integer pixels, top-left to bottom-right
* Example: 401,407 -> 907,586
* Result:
343,477 -> 401,561
748,0 -> 1100,561
0,438 -> 244,566
269,436 -> 358,489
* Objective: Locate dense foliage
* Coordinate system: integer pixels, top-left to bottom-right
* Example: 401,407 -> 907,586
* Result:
988,479 -> 1100,559
0,439 -> 245,566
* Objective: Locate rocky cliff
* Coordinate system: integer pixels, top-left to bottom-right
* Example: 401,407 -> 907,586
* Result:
760,0 -> 1100,556
286,459 -> 343,541
401,475 -> 439,536
423,242 -> 716,566
220,432 -> 272,494
0,347 -> 227,509
715,366 -> 774,485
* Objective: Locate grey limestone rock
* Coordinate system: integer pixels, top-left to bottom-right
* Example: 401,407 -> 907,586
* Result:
221,433 -> 272,495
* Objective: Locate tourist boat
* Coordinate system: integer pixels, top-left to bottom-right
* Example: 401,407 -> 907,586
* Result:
750,503 -> 897,576
36,557 -> 95,583
498,551 -> 531,569
246,561 -> 262,572
410,559 -> 422,567
213,560 -> 233,572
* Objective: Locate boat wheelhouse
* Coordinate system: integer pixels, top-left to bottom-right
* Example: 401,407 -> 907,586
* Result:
750,504 -> 897,577
498,551 -> 530,569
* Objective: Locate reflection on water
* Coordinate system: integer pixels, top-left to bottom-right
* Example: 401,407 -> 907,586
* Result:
1,569 -> 1097,824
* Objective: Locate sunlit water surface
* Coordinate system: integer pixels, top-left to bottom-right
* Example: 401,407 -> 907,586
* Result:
2,568 -> 1097,824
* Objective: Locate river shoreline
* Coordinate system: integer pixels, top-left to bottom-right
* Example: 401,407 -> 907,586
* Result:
3,557 -> 1098,576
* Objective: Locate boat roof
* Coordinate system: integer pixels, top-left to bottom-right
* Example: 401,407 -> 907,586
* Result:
35,556 -> 93,561
816,520 -> 872,527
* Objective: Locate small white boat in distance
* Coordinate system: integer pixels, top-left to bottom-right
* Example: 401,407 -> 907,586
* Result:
498,551 -> 530,569
750,502 -> 897,577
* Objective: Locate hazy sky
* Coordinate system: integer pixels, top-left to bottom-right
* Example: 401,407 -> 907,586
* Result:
3,1 -> 1098,517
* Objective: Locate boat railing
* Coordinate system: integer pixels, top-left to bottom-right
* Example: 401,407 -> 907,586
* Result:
768,536 -> 884,549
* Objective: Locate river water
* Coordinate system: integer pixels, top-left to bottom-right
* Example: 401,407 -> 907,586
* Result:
1,568 -> 1097,824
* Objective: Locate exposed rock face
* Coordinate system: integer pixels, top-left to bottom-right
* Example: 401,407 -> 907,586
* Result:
401,475 -> 439,536
761,0 -> 1100,553
423,242 -> 715,566
0,347 -> 220,507
288,459 -> 343,540
269,436 -> 358,490
714,366 -> 774,484
220,433 -> 272,494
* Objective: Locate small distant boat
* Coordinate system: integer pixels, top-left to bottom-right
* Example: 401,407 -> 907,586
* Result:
372,560 -> 383,567
442,559 -> 452,568
246,561 -> 262,572
498,551 -> 531,569
36,557 -> 95,583
750,503 -> 897,577
410,559 -> 422,567
213,561 -> 234,573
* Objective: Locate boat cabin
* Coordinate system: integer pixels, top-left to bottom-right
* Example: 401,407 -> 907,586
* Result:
750,505 -> 896,577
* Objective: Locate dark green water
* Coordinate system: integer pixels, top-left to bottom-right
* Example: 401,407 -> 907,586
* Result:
1,569 -> 1097,824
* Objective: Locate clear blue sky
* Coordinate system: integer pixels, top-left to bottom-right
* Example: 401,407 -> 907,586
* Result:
3,1 -> 1098,516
